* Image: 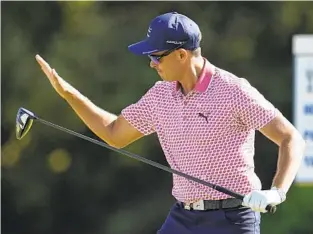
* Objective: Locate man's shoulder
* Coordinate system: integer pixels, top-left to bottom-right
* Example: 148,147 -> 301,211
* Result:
147,80 -> 175,94
215,67 -> 269,105
215,67 -> 253,91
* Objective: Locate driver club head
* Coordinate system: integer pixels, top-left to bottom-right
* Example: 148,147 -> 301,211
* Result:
16,107 -> 37,140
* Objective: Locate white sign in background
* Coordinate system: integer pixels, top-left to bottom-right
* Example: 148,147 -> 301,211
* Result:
292,35 -> 313,184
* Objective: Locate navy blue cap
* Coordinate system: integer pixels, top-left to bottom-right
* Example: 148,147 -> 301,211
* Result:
128,12 -> 201,55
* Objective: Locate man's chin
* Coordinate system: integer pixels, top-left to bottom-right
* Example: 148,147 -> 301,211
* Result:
158,74 -> 171,81
158,73 -> 166,80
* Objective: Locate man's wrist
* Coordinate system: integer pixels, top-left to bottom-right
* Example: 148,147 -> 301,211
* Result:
271,186 -> 287,202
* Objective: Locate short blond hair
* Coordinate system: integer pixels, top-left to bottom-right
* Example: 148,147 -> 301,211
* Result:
191,31 -> 202,56
192,47 -> 201,57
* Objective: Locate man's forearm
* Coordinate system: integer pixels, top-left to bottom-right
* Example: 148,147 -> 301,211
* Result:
272,134 -> 306,192
63,88 -> 118,146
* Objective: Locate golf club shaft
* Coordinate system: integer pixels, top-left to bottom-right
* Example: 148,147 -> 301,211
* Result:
35,116 -> 276,213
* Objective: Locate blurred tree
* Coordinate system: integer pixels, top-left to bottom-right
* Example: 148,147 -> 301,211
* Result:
2,1 -> 313,234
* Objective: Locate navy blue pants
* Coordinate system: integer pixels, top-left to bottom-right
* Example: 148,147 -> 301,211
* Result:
157,202 -> 261,234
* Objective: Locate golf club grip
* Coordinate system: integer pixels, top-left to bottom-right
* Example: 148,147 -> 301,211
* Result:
35,117 -> 276,214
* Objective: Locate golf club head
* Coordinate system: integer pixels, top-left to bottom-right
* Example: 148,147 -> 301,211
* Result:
16,107 -> 37,140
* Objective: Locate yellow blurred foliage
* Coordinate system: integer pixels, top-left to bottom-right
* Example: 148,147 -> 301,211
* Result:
1,133 -> 31,168
48,148 -> 72,173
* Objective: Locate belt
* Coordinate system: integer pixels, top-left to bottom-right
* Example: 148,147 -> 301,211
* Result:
182,198 -> 243,211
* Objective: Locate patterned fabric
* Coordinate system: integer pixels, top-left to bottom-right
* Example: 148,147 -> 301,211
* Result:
121,59 -> 279,202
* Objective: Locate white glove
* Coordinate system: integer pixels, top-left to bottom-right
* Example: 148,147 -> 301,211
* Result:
242,188 -> 286,213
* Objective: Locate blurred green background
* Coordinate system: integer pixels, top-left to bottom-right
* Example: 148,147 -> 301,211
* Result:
2,1 -> 313,234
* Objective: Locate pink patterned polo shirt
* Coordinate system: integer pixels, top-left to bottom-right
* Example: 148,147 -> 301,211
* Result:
121,59 -> 279,202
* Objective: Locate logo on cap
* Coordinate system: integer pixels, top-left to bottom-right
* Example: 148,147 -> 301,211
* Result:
166,40 -> 185,45
147,27 -> 152,37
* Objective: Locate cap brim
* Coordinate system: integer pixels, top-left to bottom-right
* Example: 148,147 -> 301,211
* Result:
128,39 -> 161,55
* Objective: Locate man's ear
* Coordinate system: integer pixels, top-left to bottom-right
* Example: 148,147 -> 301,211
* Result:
177,49 -> 188,62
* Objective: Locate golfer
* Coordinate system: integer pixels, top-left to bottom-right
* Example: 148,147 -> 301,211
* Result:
36,12 -> 305,234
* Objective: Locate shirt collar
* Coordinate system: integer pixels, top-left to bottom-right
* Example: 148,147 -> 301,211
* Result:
174,58 -> 215,94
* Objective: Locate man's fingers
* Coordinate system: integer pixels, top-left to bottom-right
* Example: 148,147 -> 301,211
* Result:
35,54 -> 56,80
35,54 -> 50,69
35,54 -> 53,74
260,200 -> 268,213
52,69 -> 59,77
242,194 -> 250,207
36,55 -> 48,68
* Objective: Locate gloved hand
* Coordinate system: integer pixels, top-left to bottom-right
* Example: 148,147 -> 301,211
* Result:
242,187 -> 286,213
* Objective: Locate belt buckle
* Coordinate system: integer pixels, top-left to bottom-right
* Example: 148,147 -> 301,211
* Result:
192,200 -> 205,210
184,204 -> 191,210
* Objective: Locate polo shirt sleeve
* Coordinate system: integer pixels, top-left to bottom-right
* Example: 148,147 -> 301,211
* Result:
121,85 -> 156,136
232,78 -> 280,130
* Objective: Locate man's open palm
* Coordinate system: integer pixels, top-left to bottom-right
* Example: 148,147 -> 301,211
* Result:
35,54 -> 77,99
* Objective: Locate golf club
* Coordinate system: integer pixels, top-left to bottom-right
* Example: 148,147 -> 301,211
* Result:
16,107 -> 277,213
